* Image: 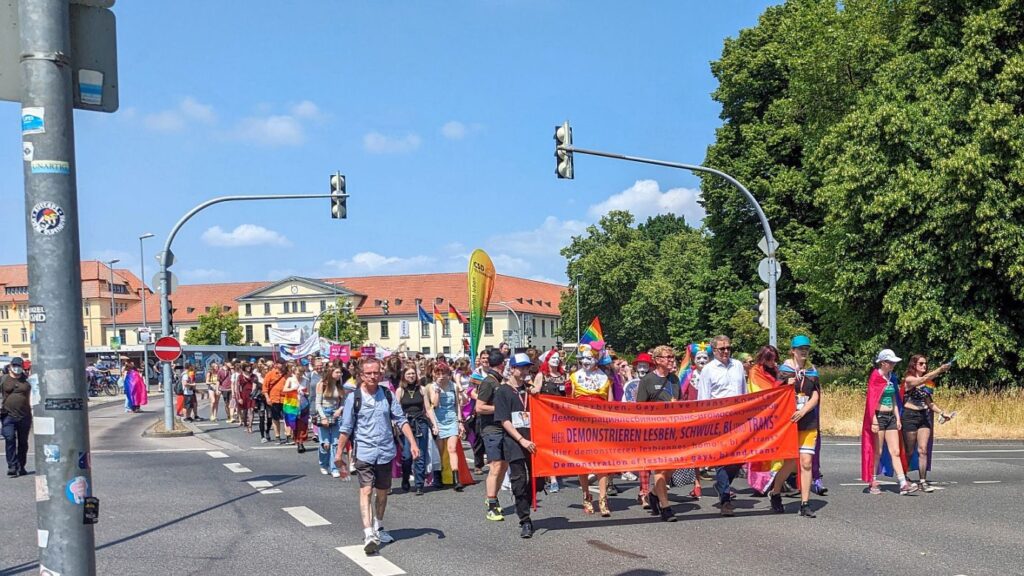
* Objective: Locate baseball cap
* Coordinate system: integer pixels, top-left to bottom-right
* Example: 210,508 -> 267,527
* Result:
10,357 -> 24,367
875,349 -> 902,364
791,335 -> 811,348
510,352 -> 532,368
633,352 -> 653,366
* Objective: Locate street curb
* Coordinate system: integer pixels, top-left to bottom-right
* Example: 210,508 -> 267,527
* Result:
141,417 -> 194,438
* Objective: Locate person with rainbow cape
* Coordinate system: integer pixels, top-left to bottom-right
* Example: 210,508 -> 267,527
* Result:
122,360 -> 147,413
861,349 -> 918,495
778,335 -> 828,496
746,345 -> 783,496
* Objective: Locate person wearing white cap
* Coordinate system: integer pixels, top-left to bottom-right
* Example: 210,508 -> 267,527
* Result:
861,349 -> 918,495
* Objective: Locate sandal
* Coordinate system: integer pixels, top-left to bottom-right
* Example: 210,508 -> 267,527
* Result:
599,496 -> 611,517
582,494 -> 595,515
638,492 -> 650,509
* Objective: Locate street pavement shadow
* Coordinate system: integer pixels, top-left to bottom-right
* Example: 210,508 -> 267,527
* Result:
388,527 -> 446,541
615,571 -> 669,576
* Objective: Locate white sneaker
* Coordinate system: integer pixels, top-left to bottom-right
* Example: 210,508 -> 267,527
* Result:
331,470 -> 341,478
363,534 -> 380,555
320,468 -> 328,475
376,528 -> 394,544
621,472 -> 638,481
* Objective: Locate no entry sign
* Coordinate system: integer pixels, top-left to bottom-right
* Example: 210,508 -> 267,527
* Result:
153,336 -> 182,362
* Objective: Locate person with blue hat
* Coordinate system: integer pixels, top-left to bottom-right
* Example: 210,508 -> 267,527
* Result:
493,352 -> 539,538
772,335 -> 826,513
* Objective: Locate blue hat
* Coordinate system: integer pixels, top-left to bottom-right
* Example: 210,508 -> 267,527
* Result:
598,353 -> 613,366
791,335 -> 811,348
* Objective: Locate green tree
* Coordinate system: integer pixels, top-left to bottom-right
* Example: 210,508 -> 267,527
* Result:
317,299 -> 368,345
185,304 -> 243,345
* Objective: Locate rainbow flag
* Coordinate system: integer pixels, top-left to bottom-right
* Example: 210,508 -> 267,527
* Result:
676,346 -> 693,382
433,303 -> 444,323
467,249 -> 496,361
449,302 -> 468,324
580,317 -> 603,345
282,391 -> 301,429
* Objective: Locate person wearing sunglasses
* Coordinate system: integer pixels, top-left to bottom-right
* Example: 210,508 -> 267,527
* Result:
901,354 -> 953,492
778,335 -> 828,497
696,335 -> 747,517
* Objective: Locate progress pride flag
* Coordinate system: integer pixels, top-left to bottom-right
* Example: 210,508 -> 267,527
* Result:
530,387 -> 798,477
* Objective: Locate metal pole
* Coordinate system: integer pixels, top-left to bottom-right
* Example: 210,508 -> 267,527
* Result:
107,260 -> 120,375
158,193 -> 344,430
564,145 -> 779,346
139,233 -> 153,389
496,301 -> 522,347
20,0 -> 97,572
575,274 -> 581,345
333,282 -> 339,340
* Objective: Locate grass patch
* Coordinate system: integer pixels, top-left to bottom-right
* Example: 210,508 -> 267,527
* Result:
819,383 -> 1024,439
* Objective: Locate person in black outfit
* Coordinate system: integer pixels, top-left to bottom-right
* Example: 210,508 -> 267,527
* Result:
396,365 -> 430,494
493,353 -> 539,538
476,349 -> 508,521
636,344 -> 681,522
2,357 -> 32,477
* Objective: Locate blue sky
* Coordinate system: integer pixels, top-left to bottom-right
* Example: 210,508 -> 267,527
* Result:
1,1 -> 775,285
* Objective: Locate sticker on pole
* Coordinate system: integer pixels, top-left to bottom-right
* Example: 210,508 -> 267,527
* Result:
31,160 -> 70,174
66,476 -> 90,504
21,107 -> 44,134
154,336 -> 182,362
30,201 -> 66,235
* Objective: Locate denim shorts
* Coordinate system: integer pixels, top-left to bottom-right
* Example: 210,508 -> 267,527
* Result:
483,432 -> 507,462
875,411 -> 897,431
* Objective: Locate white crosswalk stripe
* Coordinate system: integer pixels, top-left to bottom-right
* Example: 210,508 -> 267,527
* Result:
223,462 -> 251,473
206,451 -> 229,459
336,545 -> 406,576
282,506 -> 331,527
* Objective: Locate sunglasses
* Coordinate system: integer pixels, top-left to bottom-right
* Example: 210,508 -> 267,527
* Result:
715,347 -> 732,352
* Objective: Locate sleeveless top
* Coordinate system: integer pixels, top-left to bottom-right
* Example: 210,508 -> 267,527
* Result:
569,368 -> 610,399
433,381 -> 459,437
400,384 -> 425,419
539,374 -> 567,396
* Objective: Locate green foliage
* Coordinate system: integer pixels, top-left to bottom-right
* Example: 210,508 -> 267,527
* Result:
186,304 -> 243,345
317,299 -> 368,345
701,0 -> 1024,385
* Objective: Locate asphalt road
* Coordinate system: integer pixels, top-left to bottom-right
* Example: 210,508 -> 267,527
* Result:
2,399 -> 1022,576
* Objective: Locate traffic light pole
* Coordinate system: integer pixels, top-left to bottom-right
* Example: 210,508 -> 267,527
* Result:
19,0 -> 97,573
561,145 -> 780,346
157,193 -> 346,431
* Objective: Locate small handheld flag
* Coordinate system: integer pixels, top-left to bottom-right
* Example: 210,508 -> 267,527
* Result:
580,317 -> 604,345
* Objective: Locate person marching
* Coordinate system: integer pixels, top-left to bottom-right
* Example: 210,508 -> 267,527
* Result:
396,364 -> 430,494
476,349 -> 509,521
696,335 -> 747,516
425,359 -> 465,492
901,355 -> 954,491
531,349 -> 567,493
568,344 -> 615,517
317,364 -> 347,477
779,335 -> 828,496
746,345 -> 783,497
768,341 -> 821,518
2,357 -> 32,477
636,345 -> 682,522
493,352 -> 539,538
235,362 -> 256,433
862,349 -> 918,495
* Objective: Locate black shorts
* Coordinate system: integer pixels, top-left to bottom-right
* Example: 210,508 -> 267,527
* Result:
875,411 -> 898,431
220,390 -> 232,403
354,459 -> 392,490
483,432 -> 507,462
902,408 -> 931,432
183,395 -> 197,409
270,403 -> 283,421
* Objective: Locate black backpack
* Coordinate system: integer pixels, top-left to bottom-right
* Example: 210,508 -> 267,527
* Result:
351,387 -> 399,446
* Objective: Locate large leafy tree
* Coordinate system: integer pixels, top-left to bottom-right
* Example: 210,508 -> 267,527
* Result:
317,299 -> 368,345
186,304 -> 243,345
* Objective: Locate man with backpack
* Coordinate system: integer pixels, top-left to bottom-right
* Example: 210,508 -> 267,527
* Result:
335,356 -> 419,556
636,345 -> 681,522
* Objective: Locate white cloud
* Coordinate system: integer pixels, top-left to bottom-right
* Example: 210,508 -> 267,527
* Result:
144,97 -> 215,131
587,179 -> 705,226
363,131 -> 422,154
233,115 -> 305,147
201,224 -> 292,248
325,252 -> 439,275
441,121 -> 467,140
290,100 -> 320,119
486,216 -> 588,257
180,268 -> 227,281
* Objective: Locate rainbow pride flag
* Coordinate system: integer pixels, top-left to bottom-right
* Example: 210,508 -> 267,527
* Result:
468,249 -> 496,361
282,391 -> 301,429
580,317 -> 603,346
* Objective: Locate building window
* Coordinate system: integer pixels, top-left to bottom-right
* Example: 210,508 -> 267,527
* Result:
422,347 -> 431,354
360,321 -> 368,334
282,302 -> 289,314
119,329 -> 126,344
421,322 -> 430,338
300,301 -> 307,313
462,322 -> 469,334
442,320 -> 450,337
320,300 -> 326,312
0,306 -> 7,320
264,302 -> 270,315
264,325 -> 271,341
245,325 -> 253,342
83,304 -> 89,317
111,284 -> 128,294
380,320 -> 390,339
541,319 -> 546,337
83,326 -> 89,341
1,329 -> 8,343
443,346 -> 451,354
20,327 -> 28,342
245,303 -> 252,316
17,306 -> 27,320
484,317 -> 494,336
5,285 -> 29,295
533,318 -> 538,337
550,319 -> 555,336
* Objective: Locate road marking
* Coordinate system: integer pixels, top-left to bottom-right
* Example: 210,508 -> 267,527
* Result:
973,480 -> 1002,484
934,457 -> 1024,461
840,481 -> 897,486
336,545 -> 406,576
247,480 -> 273,489
91,448 -> 211,454
932,449 -> 1024,454
206,451 -> 229,459
260,488 -> 283,494
252,445 -> 294,450
224,463 -> 252,473
283,506 -> 331,527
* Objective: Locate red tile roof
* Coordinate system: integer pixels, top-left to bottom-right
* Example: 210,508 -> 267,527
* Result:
105,281 -> 269,325
0,261 -> 143,303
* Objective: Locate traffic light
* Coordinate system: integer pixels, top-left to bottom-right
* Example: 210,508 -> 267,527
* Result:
330,172 -> 347,219
381,299 -> 390,315
554,121 -> 574,179
526,335 -> 533,348
758,289 -> 770,328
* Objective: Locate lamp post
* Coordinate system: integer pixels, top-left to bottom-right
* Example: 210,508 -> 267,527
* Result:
495,301 -> 522,347
139,233 -> 154,388
575,274 -> 581,345
106,258 -> 121,374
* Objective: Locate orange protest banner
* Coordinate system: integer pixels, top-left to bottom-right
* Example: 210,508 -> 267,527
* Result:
530,387 -> 798,477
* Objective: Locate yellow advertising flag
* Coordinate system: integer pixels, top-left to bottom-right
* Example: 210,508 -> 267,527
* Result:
467,249 -> 495,361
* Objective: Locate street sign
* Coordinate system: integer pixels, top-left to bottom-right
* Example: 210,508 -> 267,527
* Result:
109,336 -> 120,350
152,271 -> 178,294
155,250 -> 174,267
0,2 -> 118,111
138,327 -> 152,343
758,236 -> 780,256
153,336 -> 182,362
757,258 -> 783,283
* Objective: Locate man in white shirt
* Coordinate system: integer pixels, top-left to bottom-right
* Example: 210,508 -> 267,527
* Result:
696,335 -> 747,517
